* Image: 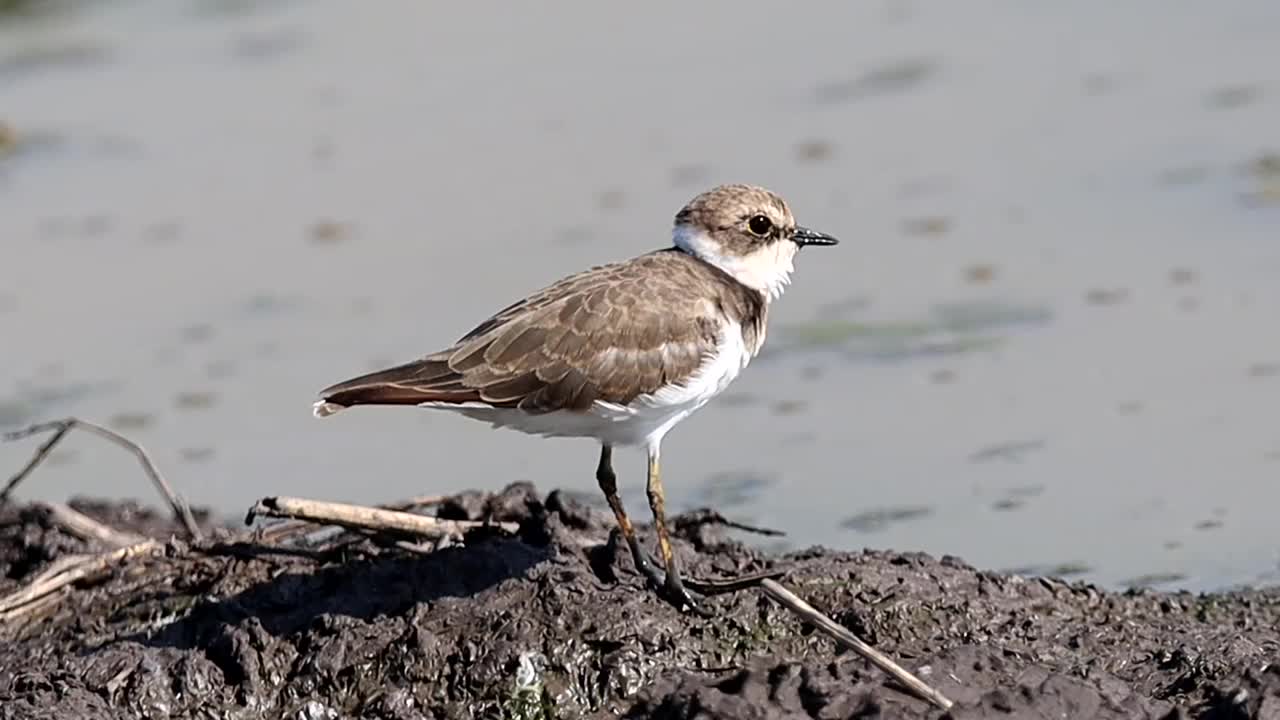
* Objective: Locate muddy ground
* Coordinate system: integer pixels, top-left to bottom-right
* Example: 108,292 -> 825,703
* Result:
0,483 -> 1277,719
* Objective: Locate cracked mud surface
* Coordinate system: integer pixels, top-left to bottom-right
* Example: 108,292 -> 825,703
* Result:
1,484 -> 1278,719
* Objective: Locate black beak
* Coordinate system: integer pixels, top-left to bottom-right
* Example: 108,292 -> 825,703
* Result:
792,226 -> 839,247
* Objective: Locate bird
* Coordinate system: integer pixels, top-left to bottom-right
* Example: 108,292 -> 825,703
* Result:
312,184 -> 838,613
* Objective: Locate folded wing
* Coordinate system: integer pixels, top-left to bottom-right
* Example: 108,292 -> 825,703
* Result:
317,255 -> 721,415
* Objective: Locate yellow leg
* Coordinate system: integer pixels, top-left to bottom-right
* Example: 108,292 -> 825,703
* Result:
646,444 -> 706,614
596,444 -> 662,586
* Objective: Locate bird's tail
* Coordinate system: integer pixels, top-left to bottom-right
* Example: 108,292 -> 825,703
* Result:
311,356 -> 472,419
312,400 -> 347,418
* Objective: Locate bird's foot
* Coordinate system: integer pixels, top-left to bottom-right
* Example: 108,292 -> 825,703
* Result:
620,532 -> 776,615
630,553 -> 793,616
630,549 -> 667,591
658,566 -> 713,618
648,560 -> 793,614
623,543 -> 711,615
634,558 -> 711,616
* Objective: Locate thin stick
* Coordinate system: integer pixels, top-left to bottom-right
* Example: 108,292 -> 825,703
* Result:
0,540 -> 162,621
676,509 -> 785,537
758,578 -> 954,711
0,422 -> 70,499
31,502 -> 148,548
1,419 -> 201,540
255,493 -> 447,543
246,496 -> 519,538
682,567 -> 790,595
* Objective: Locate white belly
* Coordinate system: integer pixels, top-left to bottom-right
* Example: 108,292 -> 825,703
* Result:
419,320 -> 754,448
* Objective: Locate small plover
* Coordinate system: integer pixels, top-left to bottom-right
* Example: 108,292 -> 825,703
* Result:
314,184 -> 838,612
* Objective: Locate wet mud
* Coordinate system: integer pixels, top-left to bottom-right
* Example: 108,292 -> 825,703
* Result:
1,484 -> 1277,719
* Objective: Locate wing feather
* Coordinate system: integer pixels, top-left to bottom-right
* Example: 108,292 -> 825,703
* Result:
315,250 -> 760,415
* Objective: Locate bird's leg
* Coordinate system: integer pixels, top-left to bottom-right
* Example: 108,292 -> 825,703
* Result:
646,443 -> 710,616
596,444 -> 664,589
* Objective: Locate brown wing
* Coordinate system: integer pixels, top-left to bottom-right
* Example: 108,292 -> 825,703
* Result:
316,251 -> 729,414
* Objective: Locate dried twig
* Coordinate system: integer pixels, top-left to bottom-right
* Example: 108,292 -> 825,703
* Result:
758,578 -> 954,711
246,496 -> 519,538
675,508 -> 785,537
255,494 -> 446,543
30,502 -> 147,548
1,419 -> 201,540
682,568 -> 790,595
0,540 -> 162,622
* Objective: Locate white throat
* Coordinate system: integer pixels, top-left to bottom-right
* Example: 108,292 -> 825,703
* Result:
672,224 -> 795,301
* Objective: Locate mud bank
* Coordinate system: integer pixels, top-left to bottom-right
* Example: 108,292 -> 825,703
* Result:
1,484 -> 1277,719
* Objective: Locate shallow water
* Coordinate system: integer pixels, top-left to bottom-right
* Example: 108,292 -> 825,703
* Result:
2,0 -> 1278,592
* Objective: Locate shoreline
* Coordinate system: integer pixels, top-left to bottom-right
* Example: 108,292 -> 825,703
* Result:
1,482 -> 1277,719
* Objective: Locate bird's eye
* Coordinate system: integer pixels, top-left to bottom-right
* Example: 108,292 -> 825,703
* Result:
747,215 -> 773,236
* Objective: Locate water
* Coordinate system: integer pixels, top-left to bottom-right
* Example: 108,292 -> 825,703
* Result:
2,0 -> 1278,592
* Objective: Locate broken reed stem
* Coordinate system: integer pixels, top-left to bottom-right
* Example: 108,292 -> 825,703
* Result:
33,502 -> 148,548
246,496 -> 519,538
758,578 -> 954,711
675,508 -> 785,538
0,540 -> 162,621
1,418 -> 201,540
255,494 -> 447,543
